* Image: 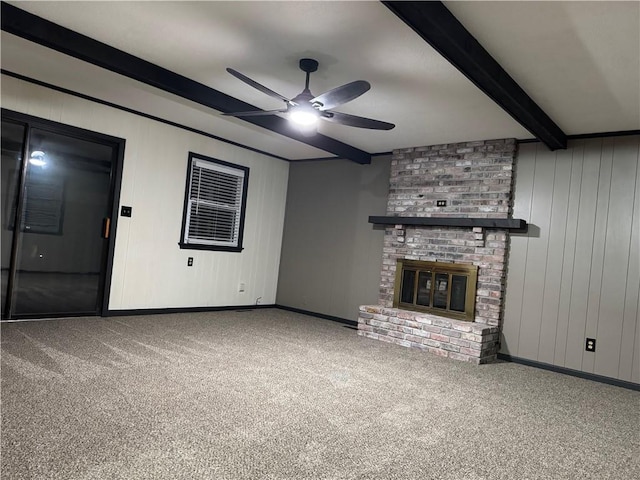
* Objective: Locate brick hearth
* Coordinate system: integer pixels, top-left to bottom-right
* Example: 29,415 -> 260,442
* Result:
358,138 -> 517,363
358,306 -> 499,364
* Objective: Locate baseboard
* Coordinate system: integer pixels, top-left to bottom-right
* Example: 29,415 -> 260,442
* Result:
10,270 -> 101,275
4,304 -> 356,325
497,353 -> 639,391
275,305 -> 358,327
105,304 -> 276,317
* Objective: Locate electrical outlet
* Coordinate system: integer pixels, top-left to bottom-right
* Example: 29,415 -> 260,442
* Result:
121,205 -> 132,217
187,257 -> 193,267
585,338 -> 596,352
238,282 -> 245,293
436,200 -> 447,207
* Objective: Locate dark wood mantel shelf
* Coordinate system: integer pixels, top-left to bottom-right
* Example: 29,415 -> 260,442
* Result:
368,216 -> 528,232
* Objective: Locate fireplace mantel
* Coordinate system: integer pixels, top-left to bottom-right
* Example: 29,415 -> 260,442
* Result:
369,216 -> 528,232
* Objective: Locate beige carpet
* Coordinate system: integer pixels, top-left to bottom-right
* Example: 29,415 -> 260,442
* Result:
1,309 -> 638,479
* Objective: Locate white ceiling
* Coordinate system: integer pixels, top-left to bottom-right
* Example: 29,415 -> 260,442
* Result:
2,1 -> 638,161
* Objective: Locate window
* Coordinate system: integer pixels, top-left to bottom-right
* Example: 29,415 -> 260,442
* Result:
179,153 -> 249,251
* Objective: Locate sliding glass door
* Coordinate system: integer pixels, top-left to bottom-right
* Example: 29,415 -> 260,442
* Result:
1,120 -> 25,314
1,112 -> 123,319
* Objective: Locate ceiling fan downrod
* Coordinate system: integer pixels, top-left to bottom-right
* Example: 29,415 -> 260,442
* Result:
299,58 -> 318,90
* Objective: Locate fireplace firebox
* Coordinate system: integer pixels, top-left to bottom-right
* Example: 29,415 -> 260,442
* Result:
393,259 -> 477,322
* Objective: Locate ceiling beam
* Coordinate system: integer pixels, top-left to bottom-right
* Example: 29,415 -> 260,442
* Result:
382,1 -> 567,151
1,2 -> 372,164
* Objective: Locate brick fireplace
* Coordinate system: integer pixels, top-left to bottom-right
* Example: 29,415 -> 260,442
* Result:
358,139 -> 519,364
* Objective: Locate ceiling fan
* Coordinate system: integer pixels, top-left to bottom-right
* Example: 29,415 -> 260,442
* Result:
222,58 -> 395,134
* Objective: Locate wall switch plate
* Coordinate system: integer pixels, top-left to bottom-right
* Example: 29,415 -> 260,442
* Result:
121,206 -> 132,217
187,257 -> 193,267
585,338 -> 596,352
436,200 -> 447,207
238,282 -> 245,293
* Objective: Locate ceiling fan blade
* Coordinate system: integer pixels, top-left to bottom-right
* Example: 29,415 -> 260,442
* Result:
221,109 -> 287,117
226,68 -> 291,104
321,111 -> 395,130
311,81 -> 370,110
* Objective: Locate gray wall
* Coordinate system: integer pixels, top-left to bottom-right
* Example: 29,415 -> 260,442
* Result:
277,156 -> 390,321
503,136 -> 639,383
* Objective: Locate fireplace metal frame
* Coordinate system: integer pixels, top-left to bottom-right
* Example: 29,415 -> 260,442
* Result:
393,259 -> 478,321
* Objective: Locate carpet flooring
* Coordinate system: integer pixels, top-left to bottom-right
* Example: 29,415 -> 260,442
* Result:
1,309 -> 638,479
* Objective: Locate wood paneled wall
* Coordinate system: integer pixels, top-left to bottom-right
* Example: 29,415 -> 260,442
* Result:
503,136 -> 639,383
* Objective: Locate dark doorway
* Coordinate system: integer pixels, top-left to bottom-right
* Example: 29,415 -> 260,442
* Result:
1,110 -> 124,320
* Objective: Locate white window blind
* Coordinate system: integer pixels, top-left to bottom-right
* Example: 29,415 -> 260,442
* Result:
183,158 -> 246,248
7,169 -> 65,235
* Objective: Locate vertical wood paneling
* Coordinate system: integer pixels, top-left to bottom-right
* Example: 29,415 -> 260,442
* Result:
582,138 -> 614,373
565,139 -> 602,371
501,143 -> 536,354
622,141 -> 640,382
262,160 -> 289,303
596,137 -> 639,379
504,135 -> 640,382
553,141 -> 584,365
517,144 -> 556,360
538,147 -> 573,363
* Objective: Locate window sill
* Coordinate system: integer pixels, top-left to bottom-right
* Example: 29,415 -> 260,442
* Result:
178,242 -> 244,252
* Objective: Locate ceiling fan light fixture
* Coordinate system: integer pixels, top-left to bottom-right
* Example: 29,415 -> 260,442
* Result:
29,150 -> 47,167
289,107 -> 319,127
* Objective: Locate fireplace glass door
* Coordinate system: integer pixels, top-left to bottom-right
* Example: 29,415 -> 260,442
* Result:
450,275 -> 468,312
394,259 -> 478,322
433,273 -> 449,309
416,271 -> 432,306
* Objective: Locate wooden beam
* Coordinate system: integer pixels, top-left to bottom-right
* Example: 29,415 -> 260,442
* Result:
1,2 -> 372,164
382,1 -> 567,150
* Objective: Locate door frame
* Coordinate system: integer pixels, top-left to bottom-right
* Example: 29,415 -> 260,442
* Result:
1,109 -> 125,319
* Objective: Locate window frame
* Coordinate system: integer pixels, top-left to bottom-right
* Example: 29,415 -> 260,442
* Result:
178,152 -> 249,252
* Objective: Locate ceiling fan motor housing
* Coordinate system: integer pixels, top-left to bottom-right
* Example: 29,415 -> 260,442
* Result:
299,58 -> 319,73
